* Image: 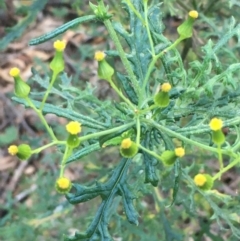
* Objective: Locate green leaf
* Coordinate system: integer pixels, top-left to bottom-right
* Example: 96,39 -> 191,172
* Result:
65,158 -> 138,241
66,143 -> 101,164
29,15 -> 97,45
166,160 -> 181,207
12,97 -> 109,130
0,126 -> 18,146
0,0 -> 48,50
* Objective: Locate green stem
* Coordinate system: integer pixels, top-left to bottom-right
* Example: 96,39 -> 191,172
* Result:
107,78 -> 136,110
60,145 -> 73,177
79,122 -> 135,142
141,38 -> 183,105
40,71 -> 58,111
212,157 -> 240,181
217,144 -> 223,171
138,144 -> 161,161
143,0 -> 155,55
147,119 -> 236,157
25,97 -> 57,141
136,117 -> 141,145
99,2 -> 140,97
124,0 -> 145,24
140,104 -> 158,114
31,141 -> 65,154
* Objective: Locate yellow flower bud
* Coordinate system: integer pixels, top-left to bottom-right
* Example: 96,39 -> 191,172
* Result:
53,40 -> 66,52
161,83 -> 172,93
8,145 -> 18,155
194,174 -> 206,187
209,118 -> 223,131
177,11 -> 198,40
194,173 -> 213,191
120,138 -> 138,158
9,67 -> 20,77
55,177 -> 72,194
94,51 -> 105,61
121,138 -> 132,149
9,68 -> 31,98
174,147 -> 185,157
66,121 -> 82,135
188,10 -> 198,19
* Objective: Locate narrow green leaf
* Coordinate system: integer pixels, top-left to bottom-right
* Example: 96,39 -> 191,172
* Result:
12,97 -> 109,130
29,15 -> 97,45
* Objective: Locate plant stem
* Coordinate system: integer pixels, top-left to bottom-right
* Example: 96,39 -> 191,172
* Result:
138,144 -> 161,161
124,0 -> 145,24
60,145 -> 72,177
141,38 -> 182,104
136,116 -> 141,145
143,0 -> 155,55
79,122 -> 135,142
107,77 -> 136,110
218,144 -> 223,171
40,71 -> 58,111
31,141 -> 65,154
212,157 -> 240,181
25,97 -> 57,141
99,1 -> 140,97
147,119 -> 235,157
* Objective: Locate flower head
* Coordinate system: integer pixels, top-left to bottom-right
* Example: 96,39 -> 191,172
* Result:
209,118 -> 223,131
55,177 -> 72,194
8,145 -> 18,155
121,138 -> 132,149
9,67 -> 20,77
189,10 -> 199,19
120,138 -> 138,158
66,121 -> 82,135
194,173 -> 214,191
194,174 -> 206,187
174,147 -> 185,157
161,83 -> 172,93
53,40 -> 66,52
94,51 -> 105,61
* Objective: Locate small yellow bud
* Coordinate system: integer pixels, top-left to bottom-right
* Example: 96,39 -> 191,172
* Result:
66,121 -> 82,135
94,51 -> 105,61
189,10 -> 199,19
194,173 -> 213,191
121,138 -> 132,149
8,145 -> 18,155
194,174 -> 206,187
209,118 -> 223,131
9,67 -> 20,77
161,83 -> 172,93
174,147 -> 185,157
120,138 -> 138,158
55,177 -> 72,194
53,40 -> 66,52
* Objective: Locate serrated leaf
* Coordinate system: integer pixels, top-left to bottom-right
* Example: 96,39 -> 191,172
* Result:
12,97 -> 109,130
66,143 -> 101,164
166,160 -> 181,208
65,158 -> 138,241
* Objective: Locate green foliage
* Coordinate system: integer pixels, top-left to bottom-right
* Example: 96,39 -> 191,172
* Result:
5,0 -> 240,240
0,126 -> 18,145
0,0 -> 48,50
